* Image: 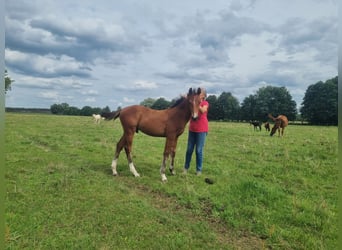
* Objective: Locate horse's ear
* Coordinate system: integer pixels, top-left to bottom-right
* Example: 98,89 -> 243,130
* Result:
188,88 -> 193,95
197,88 -> 201,94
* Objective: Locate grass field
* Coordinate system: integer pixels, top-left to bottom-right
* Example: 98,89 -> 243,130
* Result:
5,113 -> 338,249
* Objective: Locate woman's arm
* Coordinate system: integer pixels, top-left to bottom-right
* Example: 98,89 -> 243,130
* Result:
199,104 -> 208,113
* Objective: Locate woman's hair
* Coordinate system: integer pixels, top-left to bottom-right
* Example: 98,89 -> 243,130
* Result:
200,88 -> 207,98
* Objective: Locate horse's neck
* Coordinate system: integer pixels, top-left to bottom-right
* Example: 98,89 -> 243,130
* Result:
170,100 -> 191,123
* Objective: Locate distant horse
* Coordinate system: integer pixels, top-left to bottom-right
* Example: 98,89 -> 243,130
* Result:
92,114 -> 102,124
250,121 -> 262,131
268,114 -> 288,136
264,122 -> 270,132
101,88 -> 202,182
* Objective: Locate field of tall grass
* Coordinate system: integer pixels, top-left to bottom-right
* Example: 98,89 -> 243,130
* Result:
5,113 -> 338,249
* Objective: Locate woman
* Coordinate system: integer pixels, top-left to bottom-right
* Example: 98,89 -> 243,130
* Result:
183,88 -> 209,175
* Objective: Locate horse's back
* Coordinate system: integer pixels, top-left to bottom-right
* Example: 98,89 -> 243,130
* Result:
120,105 -> 168,136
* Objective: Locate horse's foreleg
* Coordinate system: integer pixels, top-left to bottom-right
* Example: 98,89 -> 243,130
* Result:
169,138 -> 178,176
124,147 -> 140,177
160,155 -> 168,182
160,139 -> 173,182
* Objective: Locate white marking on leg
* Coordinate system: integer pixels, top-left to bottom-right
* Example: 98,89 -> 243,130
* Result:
111,159 -> 118,176
161,174 -> 167,182
129,162 -> 140,177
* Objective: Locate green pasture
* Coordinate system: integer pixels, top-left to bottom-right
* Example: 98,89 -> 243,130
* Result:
5,113 -> 338,249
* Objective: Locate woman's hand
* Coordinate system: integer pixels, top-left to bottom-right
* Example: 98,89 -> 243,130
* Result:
199,104 -> 208,113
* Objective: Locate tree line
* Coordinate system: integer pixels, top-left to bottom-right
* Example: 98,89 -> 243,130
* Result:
138,76 -> 337,125
50,103 -> 111,116
49,76 -> 337,125
4,70 -> 337,125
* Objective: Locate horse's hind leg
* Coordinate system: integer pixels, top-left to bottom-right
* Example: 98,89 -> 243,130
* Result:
111,136 -> 125,176
123,133 -> 140,177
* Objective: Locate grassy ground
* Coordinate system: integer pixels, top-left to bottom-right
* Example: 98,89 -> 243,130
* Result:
5,113 -> 338,249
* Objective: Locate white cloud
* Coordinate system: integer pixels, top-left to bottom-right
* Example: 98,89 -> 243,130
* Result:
123,97 -> 135,103
4,0 -> 337,109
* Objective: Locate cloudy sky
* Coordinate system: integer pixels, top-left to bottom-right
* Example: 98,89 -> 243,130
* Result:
5,0 -> 337,110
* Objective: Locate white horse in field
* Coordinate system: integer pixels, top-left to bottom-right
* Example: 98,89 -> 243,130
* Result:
92,114 -> 102,124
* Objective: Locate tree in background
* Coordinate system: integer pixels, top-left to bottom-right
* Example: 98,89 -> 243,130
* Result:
50,103 -> 111,116
240,95 -> 258,121
151,97 -> 170,110
216,92 -> 240,121
5,69 -> 14,93
240,86 -> 297,121
300,76 -> 337,125
140,98 -> 156,107
206,95 -> 220,121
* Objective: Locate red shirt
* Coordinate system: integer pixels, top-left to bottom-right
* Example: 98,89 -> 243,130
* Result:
189,100 -> 209,132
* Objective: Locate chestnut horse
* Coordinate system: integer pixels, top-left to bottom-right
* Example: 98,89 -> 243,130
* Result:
101,88 -> 202,182
268,114 -> 288,136
264,122 -> 270,132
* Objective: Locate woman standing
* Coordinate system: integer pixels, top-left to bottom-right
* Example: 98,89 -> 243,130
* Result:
183,88 -> 209,175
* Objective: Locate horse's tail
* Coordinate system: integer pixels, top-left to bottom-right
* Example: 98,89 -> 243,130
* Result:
101,110 -> 120,121
268,113 -> 276,121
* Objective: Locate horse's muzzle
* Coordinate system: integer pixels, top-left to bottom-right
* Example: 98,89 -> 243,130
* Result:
192,113 -> 198,121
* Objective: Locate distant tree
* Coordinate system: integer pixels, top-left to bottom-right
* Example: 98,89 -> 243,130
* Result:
240,95 -> 258,121
206,95 -> 219,121
50,103 -> 63,114
5,69 -> 14,93
300,76 -> 337,125
50,103 -> 113,116
240,86 -> 297,121
80,106 -> 93,116
92,107 -> 102,114
217,92 -> 240,121
101,106 -> 111,113
140,98 -> 156,107
256,86 -> 297,121
67,106 -> 81,116
151,97 -> 170,110
60,103 -> 70,114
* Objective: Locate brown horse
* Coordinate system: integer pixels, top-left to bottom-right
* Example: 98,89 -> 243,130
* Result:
264,122 -> 270,132
101,88 -> 202,182
268,114 -> 288,136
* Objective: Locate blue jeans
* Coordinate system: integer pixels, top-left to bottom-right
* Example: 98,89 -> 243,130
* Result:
184,131 -> 207,172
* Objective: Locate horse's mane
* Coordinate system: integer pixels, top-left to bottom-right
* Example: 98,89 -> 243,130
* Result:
169,96 -> 186,108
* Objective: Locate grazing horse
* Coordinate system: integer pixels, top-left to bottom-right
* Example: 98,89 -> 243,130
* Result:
250,121 -> 262,131
268,114 -> 288,136
92,114 -> 102,124
264,122 -> 270,132
101,88 -> 202,182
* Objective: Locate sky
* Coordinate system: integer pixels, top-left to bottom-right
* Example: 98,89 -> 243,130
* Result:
5,0 -> 338,110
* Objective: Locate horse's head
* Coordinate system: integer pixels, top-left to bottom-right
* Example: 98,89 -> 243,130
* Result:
187,87 -> 202,120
